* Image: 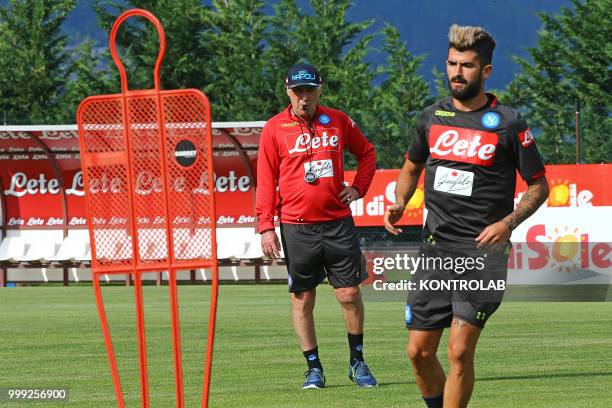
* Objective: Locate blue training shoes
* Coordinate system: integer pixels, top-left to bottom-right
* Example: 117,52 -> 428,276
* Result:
302,368 -> 326,389
348,361 -> 378,387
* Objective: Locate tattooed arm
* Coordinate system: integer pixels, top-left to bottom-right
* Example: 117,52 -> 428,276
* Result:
502,177 -> 550,230
475,176 -> 549,246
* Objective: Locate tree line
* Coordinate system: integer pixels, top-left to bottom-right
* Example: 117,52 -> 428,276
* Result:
0,0 -> 609,166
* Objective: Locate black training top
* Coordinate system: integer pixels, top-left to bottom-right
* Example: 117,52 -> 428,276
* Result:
407,94 -> 545,243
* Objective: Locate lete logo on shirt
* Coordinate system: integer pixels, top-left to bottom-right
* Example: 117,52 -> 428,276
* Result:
518,128 -> 534,148
429,125 -> 499,166
284,129 -> 339,156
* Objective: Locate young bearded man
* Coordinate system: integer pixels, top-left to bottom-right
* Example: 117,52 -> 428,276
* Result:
384,25 -> 549,408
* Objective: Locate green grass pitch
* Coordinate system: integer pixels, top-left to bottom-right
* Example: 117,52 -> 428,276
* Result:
1,284 -> 611,407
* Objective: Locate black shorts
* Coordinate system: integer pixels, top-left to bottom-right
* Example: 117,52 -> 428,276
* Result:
406,241 -> 509,330
280,217 -> 367,293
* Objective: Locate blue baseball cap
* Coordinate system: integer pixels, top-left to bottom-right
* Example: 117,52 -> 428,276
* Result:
285,63 -> 322,88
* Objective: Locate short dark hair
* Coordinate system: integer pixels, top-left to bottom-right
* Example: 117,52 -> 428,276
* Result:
448,24 -> 496,65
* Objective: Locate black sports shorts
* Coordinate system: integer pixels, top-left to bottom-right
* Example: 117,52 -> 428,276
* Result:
280,217 -> 367,293
405,240 -> 509,330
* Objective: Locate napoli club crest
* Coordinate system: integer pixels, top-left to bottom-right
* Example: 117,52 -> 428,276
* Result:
481,112 -> 501,129
318,114 -> 331,125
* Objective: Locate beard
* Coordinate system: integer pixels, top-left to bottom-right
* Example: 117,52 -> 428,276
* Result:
447,71 -> 482,101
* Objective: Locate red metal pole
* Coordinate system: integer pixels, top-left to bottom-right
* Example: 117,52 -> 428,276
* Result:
133,272 -> 150,408
93,273 -> 126,408
168,269 -> 185,408
201,263 -> 219,407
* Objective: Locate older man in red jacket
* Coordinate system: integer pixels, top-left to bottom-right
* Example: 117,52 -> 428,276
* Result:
256,63 -> 377,389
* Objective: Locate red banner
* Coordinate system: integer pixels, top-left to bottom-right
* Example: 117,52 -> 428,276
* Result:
346,163 -> 611,226
344,170 -> 425,226
1,127 -> 610,229
0,126 -> 263,229
211,127 -> 259,225
0,130 -> 80,228
515,163 -> 611,207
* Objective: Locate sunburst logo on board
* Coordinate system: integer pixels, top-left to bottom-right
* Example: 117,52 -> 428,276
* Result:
515,179 -> 593,208
547,226 -> 583,272
548,179 -> 592,207
381,182 -> 424,220
403,185 -> 424,218
548,180 -> 571,206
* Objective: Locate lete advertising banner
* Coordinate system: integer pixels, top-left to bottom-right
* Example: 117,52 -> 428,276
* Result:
0,129 -> 79,229
1,127 -> 610,229
0,125 -> 263,229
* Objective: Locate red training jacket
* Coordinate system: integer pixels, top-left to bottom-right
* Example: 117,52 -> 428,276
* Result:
256,104 -> 376,233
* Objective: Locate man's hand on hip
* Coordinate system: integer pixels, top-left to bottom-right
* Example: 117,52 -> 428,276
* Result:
339,186 -> 359,206
261,230 -> 281,258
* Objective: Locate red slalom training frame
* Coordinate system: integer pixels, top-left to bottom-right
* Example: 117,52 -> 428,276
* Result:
76,9 -> 218,408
